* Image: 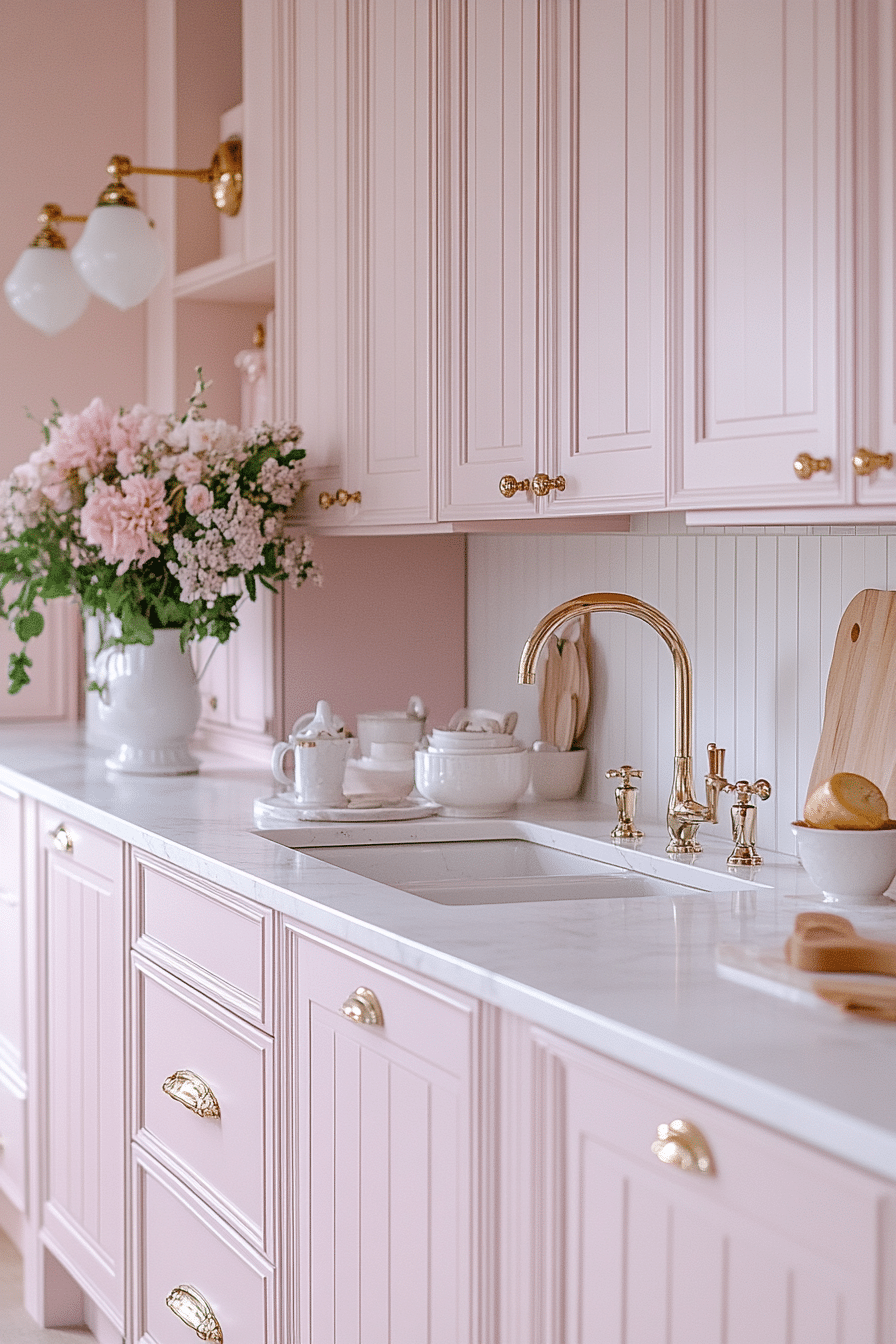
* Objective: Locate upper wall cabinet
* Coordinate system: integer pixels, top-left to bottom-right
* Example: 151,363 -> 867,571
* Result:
439,0 -> 668,522
672,0 -> 896,516
280,0 -> 438,533
278,0 -> 667,531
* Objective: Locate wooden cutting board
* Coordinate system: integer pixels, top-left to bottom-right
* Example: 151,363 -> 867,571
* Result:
807,589 -> 896,814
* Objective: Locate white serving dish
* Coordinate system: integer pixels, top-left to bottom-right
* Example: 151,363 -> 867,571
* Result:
792,821 -> 896,904
414,745 -> 530,817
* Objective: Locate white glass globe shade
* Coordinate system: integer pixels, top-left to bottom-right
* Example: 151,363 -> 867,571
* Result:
4,247 -> 90,335
71,205 -> 165,310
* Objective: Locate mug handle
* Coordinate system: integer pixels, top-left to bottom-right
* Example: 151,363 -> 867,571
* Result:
271,740 -> 295,788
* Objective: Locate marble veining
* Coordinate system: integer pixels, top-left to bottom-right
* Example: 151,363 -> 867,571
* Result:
5,724 -> 896,1180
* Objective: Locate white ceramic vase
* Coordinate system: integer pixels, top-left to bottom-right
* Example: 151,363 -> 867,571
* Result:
95,629 -> 201,775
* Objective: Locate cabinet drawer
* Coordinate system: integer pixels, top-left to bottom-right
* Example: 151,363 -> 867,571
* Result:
133,852 -> 272,1029
134,1151 -> 274,1344
38,802 -> 121,877
133,957 -> 272,1253
0,1074 -> 25,1213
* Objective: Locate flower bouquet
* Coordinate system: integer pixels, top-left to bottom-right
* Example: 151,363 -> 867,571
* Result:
0,373 -> 316,694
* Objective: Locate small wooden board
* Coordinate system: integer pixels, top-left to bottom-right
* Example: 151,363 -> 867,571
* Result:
807,589 -> 896,815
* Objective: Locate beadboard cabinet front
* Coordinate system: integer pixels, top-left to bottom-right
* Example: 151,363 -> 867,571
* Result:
281,923 -> 483,1344
37,807 -> 126,1333
280,0 -> 437,531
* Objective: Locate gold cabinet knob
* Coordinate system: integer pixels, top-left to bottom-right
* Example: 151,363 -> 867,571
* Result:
531,473 -> 566,496
852,447 -> 894,477
341,986 -> 384,1027
50,824 -> 73,853
162,1070 -> 221,1119
651,1119 -> 715,1175
793,453 -> 832,480
319,488 -> 362,509
166,1285 -> 224,1342
498,475 -> 531,498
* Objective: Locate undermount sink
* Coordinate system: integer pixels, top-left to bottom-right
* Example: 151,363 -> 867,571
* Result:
261,833 -> 710,905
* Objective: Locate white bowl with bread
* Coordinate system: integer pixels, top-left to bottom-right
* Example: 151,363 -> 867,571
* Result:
793,772 -> 896,904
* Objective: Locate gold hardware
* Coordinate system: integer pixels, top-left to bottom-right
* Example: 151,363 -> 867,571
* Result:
97,138 -> 243,217
166,1285 -> 224,1342
253,322 -> 266,349
319,488 -> 362,510
793,453 -> 832,480
606,766 -> 643,839
341,986 -> 384,1027
520,595 -> 715,854
651,1119 -> 715,1175
208,696 -> 218,711
28,203 -> 89,250
532,473 -> 566,496
852,447 -> 894,477
162,1070 -> 221,1119
499,475 -> 531,498
724,778 -> 772,866
50,824 -> 73,854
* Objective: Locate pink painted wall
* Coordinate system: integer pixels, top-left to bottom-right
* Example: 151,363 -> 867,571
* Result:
279,535 -> 467,739
0,1 -> 147,476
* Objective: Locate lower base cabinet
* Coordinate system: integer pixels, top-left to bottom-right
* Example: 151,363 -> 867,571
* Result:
281,922 -> 482,1344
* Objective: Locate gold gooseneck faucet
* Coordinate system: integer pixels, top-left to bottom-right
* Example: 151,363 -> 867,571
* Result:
518,593 -> 723,855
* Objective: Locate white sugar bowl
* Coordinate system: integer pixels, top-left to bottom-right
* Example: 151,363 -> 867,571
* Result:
415,745 -> 530,817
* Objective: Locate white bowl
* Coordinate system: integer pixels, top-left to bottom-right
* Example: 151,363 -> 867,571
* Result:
529,748 -> 587,800
356,710 -> 427,758
415,746 -> 530,817
429,729 -> 516,751
792,822 -> 896,904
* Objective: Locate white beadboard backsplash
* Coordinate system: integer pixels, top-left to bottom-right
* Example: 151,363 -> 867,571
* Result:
466,513 -> 896,857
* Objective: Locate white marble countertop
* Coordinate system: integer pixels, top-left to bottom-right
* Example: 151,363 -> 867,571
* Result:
6,723 -> 896,1181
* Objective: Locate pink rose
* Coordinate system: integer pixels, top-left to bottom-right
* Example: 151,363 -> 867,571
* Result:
175,455 -> 204,485
80,474 -> 171,573
185,483 -> 213,515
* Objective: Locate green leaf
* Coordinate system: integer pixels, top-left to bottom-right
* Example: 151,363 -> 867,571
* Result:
7,649 -> 32,694
14,610 -> 44,642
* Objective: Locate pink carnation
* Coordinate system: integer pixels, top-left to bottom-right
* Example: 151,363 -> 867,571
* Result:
80,474 -> 171,573
48,397 -> 116,478
185,483 -> 213,515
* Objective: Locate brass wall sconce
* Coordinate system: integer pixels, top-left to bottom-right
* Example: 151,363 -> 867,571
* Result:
4,138 -> 243,334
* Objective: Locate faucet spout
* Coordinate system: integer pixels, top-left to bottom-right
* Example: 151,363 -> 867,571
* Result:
518,592 -> 712,854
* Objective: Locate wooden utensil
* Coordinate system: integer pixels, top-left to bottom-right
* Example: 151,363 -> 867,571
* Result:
786,912 -> 896,975
813,982 -> 896,1019
807,589 -> 896,816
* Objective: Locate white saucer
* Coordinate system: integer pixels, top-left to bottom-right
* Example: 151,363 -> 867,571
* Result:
254,794 -> 440,824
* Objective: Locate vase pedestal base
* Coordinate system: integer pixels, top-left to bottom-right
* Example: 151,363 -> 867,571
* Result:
105,741 -> 200,775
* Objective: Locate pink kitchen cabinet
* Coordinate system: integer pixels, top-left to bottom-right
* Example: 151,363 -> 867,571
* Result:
281,0 -> 439,532
0,784 -> 26,1242
524,1025 -> 895,1344
281,922 -> 482,1344
439,0 -> 667,522
31,805 -> 126,1335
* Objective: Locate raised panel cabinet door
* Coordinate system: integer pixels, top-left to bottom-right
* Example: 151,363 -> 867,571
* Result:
281,0 -> 436,530
283,926 -> 478,1344
39,809 -> 126,1331
672,0 -> 853,509
438,0 -> 540,520
531,1034 -> 885,1344
547,0 -> 667,516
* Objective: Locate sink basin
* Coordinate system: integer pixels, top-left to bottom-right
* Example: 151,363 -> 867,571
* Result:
263,833 -> 708,905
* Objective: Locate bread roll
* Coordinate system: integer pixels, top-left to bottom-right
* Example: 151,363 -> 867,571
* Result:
804,773 -> 890,830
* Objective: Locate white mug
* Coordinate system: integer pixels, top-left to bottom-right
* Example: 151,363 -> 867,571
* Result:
271,735 -> 354,806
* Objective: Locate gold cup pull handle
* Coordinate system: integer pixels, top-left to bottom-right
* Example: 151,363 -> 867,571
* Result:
341,986 -> 384,1027
499,475 -> 531,498
793,453 -> 832,480
532,473 -> 566,496
162,1070 -> 221,1119
319,488 -> 362,509
853,447 -> 894,477
166,1285 -> 224,1342
651,1119 -> 715,1175
50,824 -> 73,853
